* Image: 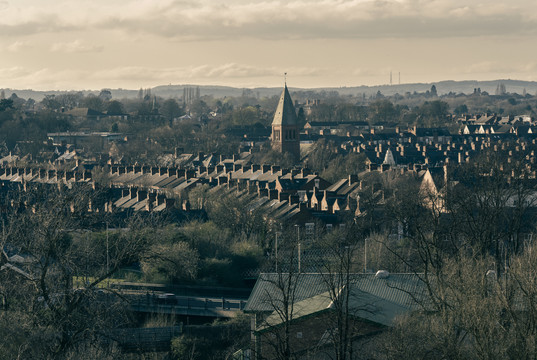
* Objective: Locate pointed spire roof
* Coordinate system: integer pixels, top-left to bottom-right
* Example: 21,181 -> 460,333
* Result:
272,85 -> 297,126
383,148 -> 397,166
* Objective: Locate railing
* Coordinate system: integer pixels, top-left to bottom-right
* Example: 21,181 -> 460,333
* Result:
128,293 -> 246,317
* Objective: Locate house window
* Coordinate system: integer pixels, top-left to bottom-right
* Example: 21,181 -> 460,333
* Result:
305,223 -> 315,241
296,332 -> 303,339
274,130 -> 280,141
326,224 -> 333,232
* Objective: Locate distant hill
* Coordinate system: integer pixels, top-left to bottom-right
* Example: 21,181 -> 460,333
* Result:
2,79 -> 536,102
145,80 -> 537,99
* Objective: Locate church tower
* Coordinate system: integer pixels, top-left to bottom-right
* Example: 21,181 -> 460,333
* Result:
271,84 -> 300,162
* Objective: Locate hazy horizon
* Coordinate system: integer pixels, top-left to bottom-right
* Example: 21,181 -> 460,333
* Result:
1,0 -> 537,91
0,75 -> 537,92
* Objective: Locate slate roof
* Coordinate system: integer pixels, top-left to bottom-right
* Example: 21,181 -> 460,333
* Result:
64,108 -> 104,117
277,178 -> 310,191
272,85 -> 297,126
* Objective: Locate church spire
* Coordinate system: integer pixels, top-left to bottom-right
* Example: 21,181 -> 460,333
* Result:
272,83 -> 297,126
271,82 -> 300,162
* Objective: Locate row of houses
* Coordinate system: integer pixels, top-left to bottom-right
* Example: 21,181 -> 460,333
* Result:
0,157 -> 420,234
3,137 -> 537,232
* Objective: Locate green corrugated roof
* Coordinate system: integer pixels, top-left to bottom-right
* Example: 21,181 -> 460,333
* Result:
272,85 -> 297,126
258,290 -> 333,332
244,273 -> 330,313
245,273 -> 426,328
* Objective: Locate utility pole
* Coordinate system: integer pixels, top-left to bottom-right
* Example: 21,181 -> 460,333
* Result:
295,225 -> 301,273
275,232 -> 278,272
364,238 -> 368,273
106,222 -> 109,275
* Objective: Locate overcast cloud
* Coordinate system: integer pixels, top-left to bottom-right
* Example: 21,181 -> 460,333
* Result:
0,0 -> 535,90
1,0 -> 535,39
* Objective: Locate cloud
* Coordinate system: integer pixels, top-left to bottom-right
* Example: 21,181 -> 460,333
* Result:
0,66 -> 35,79
0,11 -> 78,36
0,0 -> 535,40
457,61 -> 537,75
0,64 -> 322,90
95,0 -> 537,40
49,40 -> 103,53
187,64 -> 321,79
96,64 -> 321,83
6,41 -> 27,52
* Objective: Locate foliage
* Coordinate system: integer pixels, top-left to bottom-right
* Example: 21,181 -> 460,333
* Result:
205,191 -> 268,239
304,138 -> 337,172
454,103 -> 468,115
107,100 -> 125,115
414,100 -> 450,126
368,99 -> 398,124
253,147 -> 296,168
160,98 -> 183,123
384,250 -> 537,360
303,139 -> 367,182
171,315 -> 250,360
232,106 -> 259,126
141,241 -> 199,283
0,98 -> 14,112
138,220 -> 265,286
320,152 -> 367,183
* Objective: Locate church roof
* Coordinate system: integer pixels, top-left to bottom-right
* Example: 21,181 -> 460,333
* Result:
272,85 -> 297,126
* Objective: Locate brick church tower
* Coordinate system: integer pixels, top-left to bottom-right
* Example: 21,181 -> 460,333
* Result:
271,84 -> 300,162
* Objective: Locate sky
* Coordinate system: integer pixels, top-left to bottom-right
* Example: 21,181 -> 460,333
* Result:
1,0 -> 537,91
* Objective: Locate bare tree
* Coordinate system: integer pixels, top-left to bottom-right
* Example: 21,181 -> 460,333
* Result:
252,227 -> 304,360
379,156 -> 537,360
0,183 -> 154,358
315,225 -> 363,360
